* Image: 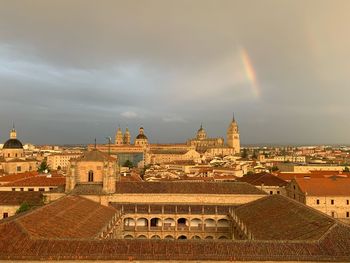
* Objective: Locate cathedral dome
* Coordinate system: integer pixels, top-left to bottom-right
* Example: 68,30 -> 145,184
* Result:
3,138 -> 23,149
136,133 -> 148,140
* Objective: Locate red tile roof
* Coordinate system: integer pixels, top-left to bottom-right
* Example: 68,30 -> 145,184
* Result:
0,191 -> 43,206
294,177 -> 350,196
17,195 -> 116,239
3,175 -> 65,187
237,172 -> 287,187
0,172 -> 38,184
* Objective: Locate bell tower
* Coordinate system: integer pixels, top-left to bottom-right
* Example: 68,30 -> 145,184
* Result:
227,113 -> 240,154
115,126 -> 123,145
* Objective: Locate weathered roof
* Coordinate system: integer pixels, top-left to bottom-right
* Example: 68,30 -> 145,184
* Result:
0,172 -> 38,184
3,176 -> 65,187
0,191 -> 43,206
15,195 -> 116,239
234,194 -> 335,240
294,177 -> 350,196
70,183 -> 104,195
115,182 -> 266,195
77,149 -> 116,162
237,172 -> 288,187
3,138 -> 23,149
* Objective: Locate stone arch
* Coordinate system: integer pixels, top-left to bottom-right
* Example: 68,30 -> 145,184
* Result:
151,235 -> 161,239
124,217 -> 135,226
137,235 -> 147,239
217,218 -> 230,227
191,235 -> 201,240
177,217 -> 188,226
177,235 -> 187,240
205,236 -> 214,239
150,217 -> 162,227
164,218 -> 175,226
204,218 -> 216,228
136,218 -> 148,227
164,235 -> 174,240
190,218 -> 202,227
124,235 -> 134,239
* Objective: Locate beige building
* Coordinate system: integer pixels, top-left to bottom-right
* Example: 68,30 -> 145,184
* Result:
149,149 -> 201,165
0,128 -> 37,174
47,152 -> 82,171
287,177 -> 350,224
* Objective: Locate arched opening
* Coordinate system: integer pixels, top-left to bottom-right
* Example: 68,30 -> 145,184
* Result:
150,217 -> 162,227
163,218 -> 175,230
217,219 -> 230,227
191,235 -> 201,240
88,170 -> 94,182
177,218 -> 188,229
164,235 -> 174,240
124,218 -> 135,230
151,235 -> 161,239
136,218 -> 148,227
190,218 -> 202,228
124,235 -> 134,239
204,218 -> 216,229
137,235 -> 147,239
177,235 -> 187,240
205,236 -> 214,239
219,236 -> 229,239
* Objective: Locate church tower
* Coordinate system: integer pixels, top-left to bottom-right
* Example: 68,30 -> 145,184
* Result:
115,127 -> 123,145
10,125 -> 17,139
227,113 -> 240,154
123,127 -> 131,145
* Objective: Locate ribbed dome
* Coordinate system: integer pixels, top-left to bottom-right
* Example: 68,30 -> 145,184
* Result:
3,138 -> 23,149
136,134 -> 148,140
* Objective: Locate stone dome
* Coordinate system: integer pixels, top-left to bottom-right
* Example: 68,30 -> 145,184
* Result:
3,138 -> 23,149
136,133 -> 148,140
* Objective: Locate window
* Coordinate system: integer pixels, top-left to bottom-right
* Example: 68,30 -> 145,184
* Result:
16,166 -> 21,172
28,188 -> 34,191
88,170 -> 94,182
3,213 -> 8,219
49,187 -> 54,191
11,188 -> 16,191
331,212 -> 335,218
347,212 -> 349,218
20,188 -> 24,191
293,185 -> 296,190
15,153 -> 17,157
269,191 -> 273,195
8,153 -> 10,157
316,199 -> 320,205
277,191 -> 280,194
293,194 -> 296,199
331,199 -> 334,205
38,188 -> 45,192
347,200 -> 349,205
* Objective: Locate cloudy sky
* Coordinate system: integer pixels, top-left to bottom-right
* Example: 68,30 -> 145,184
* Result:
0,0 -> 349,145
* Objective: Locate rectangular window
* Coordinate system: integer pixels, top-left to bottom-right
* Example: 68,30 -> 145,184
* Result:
28,188 -> 34,191
316,199 -> 320,205
38,188 -> 45,192
11,188 -> 16,191
331,212 -> 335,218
20,188 -> 24,191
347,200 -> 349,205
16,166 -> 21,172
3,213 -> 8,218
277,191 -> 280,194
293,194 -> 296,199
49,187 -> 54,191
269,191 -> 273,195
331,200 -> 334,205
347,212 -> 349,218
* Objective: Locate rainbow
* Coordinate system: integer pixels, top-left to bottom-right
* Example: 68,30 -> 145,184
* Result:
240,48 -> 260,98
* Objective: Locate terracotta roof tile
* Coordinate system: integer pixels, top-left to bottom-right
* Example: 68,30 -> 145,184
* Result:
4,176 -> 65,187
294,177 -> 350,196
237,172 -> 287,186
0,191 -> 43,206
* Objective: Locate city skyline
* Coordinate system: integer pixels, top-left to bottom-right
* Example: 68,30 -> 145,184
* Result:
1,0 -> 350,145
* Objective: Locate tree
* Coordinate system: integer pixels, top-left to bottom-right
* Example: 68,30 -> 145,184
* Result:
16,202 -> 31,214
123,160 -> 134,168
38,160 -> 50,173
344,166 -> 350,172
270,166 -> 279,172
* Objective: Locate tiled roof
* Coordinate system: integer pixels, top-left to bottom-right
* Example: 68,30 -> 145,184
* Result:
276,171 -> 348,181
0,222 -> 350,261
150,149 -> 191,155
234,195 -> 335,240
237,172 -> 287,187
115,182 -> 266,195
3,176 -> 65,187
77,149 -> 116,162
294,177 -> 350,196
16,195 -> 116,239
0,191 -> 43,206
0,171 -> 38,184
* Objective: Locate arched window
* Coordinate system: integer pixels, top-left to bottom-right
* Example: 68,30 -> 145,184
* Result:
88,170 -> 94,182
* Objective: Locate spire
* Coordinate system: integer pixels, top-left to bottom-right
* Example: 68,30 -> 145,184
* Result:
200,123 -> 203,130
94,138 -> 97,149
232,112 -> 235,122
10,123 -> 17,139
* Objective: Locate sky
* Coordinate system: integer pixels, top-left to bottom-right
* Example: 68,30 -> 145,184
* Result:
0,0 -> 349,145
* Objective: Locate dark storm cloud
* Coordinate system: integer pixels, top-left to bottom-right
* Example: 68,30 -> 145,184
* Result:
0,0 -> 349,145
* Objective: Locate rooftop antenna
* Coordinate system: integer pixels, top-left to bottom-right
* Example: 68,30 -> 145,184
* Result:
94,138 -> 97,149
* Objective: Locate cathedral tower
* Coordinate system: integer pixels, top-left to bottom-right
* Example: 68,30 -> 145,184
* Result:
227,113 -> 240,154
115,127 -> 123,145
196,124 -> 207,140
123,127 -> 131,145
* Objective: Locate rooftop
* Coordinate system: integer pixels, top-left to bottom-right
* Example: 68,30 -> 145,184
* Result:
0,191 -> 43,206
237,172 -> 288,187
294,177 -> 350,196
3,175 -> 65,187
